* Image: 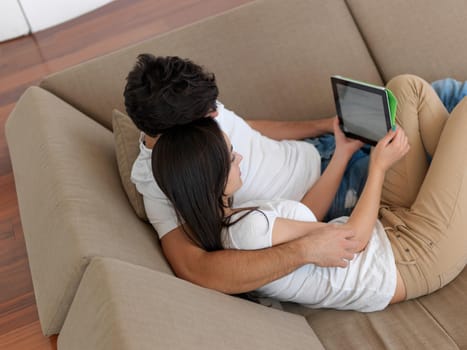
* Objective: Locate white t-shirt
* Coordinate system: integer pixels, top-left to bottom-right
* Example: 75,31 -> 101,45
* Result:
222,199 -> 397,312
131,102 -> 321,238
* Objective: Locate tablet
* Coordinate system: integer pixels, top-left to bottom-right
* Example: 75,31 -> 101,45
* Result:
331,75 -> 397,146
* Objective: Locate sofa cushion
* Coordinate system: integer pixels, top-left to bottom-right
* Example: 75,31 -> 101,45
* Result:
112,109 -> 147,221
5,87 -> 172,335
58,257 -> 324,350
346,0 -> 467,83
40,0 -> 382,130
282,267 -> 467,349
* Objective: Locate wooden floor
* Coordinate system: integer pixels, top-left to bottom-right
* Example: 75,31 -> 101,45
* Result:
0,0 -> 252,348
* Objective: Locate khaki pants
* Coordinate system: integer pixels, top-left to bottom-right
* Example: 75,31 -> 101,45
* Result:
379,74 -> 467,300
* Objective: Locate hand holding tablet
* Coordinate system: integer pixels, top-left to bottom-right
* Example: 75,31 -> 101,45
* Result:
331,76 -> 398,145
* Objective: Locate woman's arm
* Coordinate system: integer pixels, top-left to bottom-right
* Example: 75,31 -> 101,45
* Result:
301,119 -> 363,220
301,151 -> 351,220
294,129 -> 409,255
343,165 -> 385,251
271,218 -> 330,245
344,128 -> 410,251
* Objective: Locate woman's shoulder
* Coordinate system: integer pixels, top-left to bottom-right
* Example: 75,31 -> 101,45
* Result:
222,199 -> 316,250
223,200 -> 284,250
230,199 -> 279,229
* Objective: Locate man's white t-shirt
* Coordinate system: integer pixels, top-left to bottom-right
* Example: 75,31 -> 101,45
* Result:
131,102 -> 321,238
222,199 -> 397,312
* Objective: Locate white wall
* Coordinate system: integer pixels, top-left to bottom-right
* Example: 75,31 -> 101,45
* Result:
0,0 -> 114,42
0,0 -> 30,41
20,0 -> 114,32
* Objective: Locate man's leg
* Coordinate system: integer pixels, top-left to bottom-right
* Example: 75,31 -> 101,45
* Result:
307,134 -> 370,221
432,78 -> 467,113
324,151 -> 369,221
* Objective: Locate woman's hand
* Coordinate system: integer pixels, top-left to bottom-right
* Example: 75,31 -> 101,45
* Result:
332,117 -> 364,159
371,127 -> 410,173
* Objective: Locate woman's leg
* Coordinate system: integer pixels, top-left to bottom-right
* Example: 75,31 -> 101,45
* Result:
381,74 -> 449,208
401,95 -> 467,296
381,75 -> 467,299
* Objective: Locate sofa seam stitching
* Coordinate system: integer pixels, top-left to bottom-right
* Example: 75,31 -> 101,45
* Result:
343,0 -> 386,84
415,299 -> 460,349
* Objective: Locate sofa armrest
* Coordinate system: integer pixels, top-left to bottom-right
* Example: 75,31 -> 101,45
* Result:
5,87 -> 171,335
58,257 -> 324,350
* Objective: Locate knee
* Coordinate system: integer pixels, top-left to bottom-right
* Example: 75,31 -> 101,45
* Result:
386,74 -> 426,91
386,74 -> 433,108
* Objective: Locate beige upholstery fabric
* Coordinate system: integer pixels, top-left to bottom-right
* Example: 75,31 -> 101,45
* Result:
58,257 -> 325,350
416,268 -> 467,349
5,87 -> 172,335
7,0 -> 467,347
283,268 -> 467,350
112,109 -> 147,221
40,0 -> 382,130
346,0 -> 467,82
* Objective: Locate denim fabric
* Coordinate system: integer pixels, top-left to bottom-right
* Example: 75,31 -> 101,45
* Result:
306,135 -> 371,221
432,78 -> 467,113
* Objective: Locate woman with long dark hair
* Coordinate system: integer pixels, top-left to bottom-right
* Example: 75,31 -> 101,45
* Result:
152,75 -> 467,311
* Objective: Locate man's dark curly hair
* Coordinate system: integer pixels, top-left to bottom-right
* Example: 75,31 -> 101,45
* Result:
124,54 -> 219,137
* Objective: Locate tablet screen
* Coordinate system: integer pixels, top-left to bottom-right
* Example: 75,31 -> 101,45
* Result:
336,83 -> 389,143
333,78 -> 391,144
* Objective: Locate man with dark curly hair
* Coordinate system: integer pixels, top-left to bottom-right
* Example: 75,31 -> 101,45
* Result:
124,54 -> 365,293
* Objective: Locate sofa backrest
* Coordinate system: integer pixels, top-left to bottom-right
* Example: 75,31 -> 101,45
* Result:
346,0 -> 467,82
40,0 -> 382,130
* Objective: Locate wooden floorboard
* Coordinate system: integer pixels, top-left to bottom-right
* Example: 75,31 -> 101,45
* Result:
0,321 -> 58,350
0,0 -> 252,348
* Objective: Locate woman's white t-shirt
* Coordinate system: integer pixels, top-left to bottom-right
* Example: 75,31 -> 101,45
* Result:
131,102 -> 321,238
222,199 -> 397,312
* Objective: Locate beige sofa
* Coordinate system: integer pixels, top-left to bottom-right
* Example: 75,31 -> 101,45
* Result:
6,0 -> 467,349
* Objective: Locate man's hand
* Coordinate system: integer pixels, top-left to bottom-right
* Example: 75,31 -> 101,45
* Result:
297,224 -> 360,268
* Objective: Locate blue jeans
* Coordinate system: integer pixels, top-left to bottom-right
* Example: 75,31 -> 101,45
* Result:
431,78 -> 467,113
307,78 -> 466,221
306,135 -> 370,221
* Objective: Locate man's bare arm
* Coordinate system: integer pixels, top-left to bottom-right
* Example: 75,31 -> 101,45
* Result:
246,118 -> 334,141
161,225 -> 359,294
